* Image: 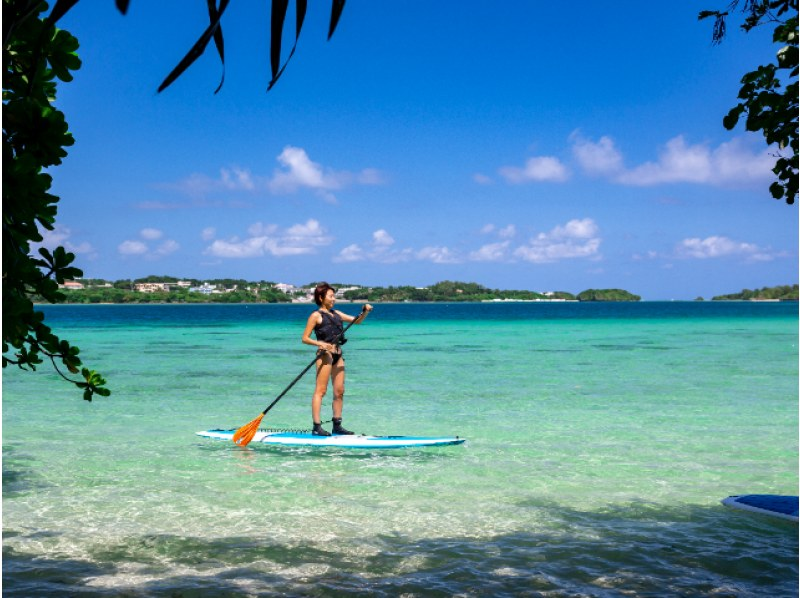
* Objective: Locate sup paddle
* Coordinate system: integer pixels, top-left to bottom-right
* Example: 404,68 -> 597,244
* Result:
232,304 -> 369,447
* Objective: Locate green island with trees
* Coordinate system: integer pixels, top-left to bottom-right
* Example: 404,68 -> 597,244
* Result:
51,279 -> 800,304
48,278 -> 646,304
711,284 -> 799,301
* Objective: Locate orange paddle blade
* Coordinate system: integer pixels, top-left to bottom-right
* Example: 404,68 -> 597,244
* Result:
232,413 -> 265,447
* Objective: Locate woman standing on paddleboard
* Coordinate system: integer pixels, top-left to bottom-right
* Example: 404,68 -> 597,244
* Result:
302,282 -> 372,436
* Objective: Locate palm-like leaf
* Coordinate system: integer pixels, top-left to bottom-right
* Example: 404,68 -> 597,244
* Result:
157,0 -> 230,93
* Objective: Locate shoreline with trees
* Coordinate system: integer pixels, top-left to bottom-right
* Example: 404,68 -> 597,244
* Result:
39,278 -> 799,304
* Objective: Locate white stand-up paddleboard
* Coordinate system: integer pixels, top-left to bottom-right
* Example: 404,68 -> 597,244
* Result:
722,494 -> 799,523
197,428 -> 466,449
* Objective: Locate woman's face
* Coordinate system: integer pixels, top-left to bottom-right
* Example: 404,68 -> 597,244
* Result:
323,289 -> 336,307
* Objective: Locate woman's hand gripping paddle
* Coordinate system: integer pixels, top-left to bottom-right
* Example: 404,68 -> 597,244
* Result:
232,305 -> 368,447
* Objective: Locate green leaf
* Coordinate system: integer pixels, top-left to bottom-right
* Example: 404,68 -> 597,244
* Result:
267,0 -> 308,91
157,0 -> 231,93
207,0 -> 226,94
45,0 -> 80,27
722,105 -> 744,129
328,0 -> 346,40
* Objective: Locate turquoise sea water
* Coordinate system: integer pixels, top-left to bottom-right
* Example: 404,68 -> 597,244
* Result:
3,302 -> 798,596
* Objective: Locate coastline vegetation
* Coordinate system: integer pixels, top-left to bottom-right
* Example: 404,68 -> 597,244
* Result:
711,284 -> 799,301
46,277 -> 639,304
42,278 -> 800,305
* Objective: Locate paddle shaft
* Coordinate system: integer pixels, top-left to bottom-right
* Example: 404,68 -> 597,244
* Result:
259,305 -> 367,416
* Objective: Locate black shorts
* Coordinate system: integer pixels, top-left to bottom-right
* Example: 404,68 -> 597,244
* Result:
318,350 -> 343,366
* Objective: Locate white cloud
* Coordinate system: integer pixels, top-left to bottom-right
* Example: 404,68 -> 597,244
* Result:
336,244 -> 366,263
166,147 -> 382,201
204,219 -> 333,259
514,218 -> 602,263
572,133 -> 775,187
268,146 -> 383,203
617,136 -> 711,185
470,241 -> 510,262
333,229 -> 412,264
472,224 -> 517,260
205,237 -> 265,259
34,225 -> 96,259
571,133 -> 624,175
334,229 -> 458,264
498,225 -> 517,239
155,240 -> 180,256
473,173 -> 493,185
201,227 -> 216,241
140,228 -> 164,240
119,228 -> 179,259
416,246 -> 460,264
499,156 -> 569,183
675,236 -> 774,261
118,240 -> 148,255
269,147 -> 334,193
221,166 -> 255,191
373,229 -> 395,246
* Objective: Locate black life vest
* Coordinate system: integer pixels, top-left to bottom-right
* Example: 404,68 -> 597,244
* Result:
314,310 -> 345,344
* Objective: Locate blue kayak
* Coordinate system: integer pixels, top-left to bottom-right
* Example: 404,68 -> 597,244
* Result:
197,428 -> 466,449
721,494 -> 799,523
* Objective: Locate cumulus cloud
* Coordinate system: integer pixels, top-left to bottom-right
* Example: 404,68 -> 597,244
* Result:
204,219 -> 333,259
470,241 -> 511,262
373,229 -> 395,246
118,228 -> 179,259
675,235 -> 775,261
498,225 -> 517,239
165,147 -> 383,202
470,224 -> 518,262
334,229 -> 452,264
201,227 -> 216,241
499,156 -> 569,183
140,228 -> 164,241
155,239 -> 180,256
336,244 -> 366,263
221,166 -> 256,191
514,218 -> 602,263
571,133 -> 774,187
571,133 -> 624,175
118,240 -> 148,255
33,225 -> 96,258
416,246 -> 460,264
268,146 -> 382,203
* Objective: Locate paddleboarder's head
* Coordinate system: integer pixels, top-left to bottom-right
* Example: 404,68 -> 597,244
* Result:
314,282 -> 336,307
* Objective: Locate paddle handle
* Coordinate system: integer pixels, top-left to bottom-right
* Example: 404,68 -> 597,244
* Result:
260,305 -> 368,416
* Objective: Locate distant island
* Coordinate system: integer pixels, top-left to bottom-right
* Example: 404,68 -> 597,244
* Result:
48,277 -> 642,304
46,278 -> 797,304
710,284 -> 799,301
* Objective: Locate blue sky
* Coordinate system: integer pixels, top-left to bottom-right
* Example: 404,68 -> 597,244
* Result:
46,2 -> 797,300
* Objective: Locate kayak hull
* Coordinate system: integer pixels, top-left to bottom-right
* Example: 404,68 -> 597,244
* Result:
197,428 -> 465,449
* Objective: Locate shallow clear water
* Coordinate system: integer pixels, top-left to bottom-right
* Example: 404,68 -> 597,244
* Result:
3,302 -> 798,596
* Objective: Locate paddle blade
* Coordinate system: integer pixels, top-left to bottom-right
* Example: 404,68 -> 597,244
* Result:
232,413 -> 264,447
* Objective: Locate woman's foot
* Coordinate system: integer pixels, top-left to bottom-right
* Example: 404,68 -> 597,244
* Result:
331,418 -> 354,435
312,422 -> 331,436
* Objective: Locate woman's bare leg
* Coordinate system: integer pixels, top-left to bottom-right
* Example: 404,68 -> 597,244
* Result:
330,358 -> 346,419
312,354 -> 332,423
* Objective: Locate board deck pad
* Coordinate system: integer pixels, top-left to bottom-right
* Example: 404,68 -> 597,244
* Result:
197,428 -> 466,449
721,494 -> 799,522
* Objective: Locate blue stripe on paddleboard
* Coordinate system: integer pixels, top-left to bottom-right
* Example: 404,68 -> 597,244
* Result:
196,429 -> 465,448
722,495 -> 799,522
